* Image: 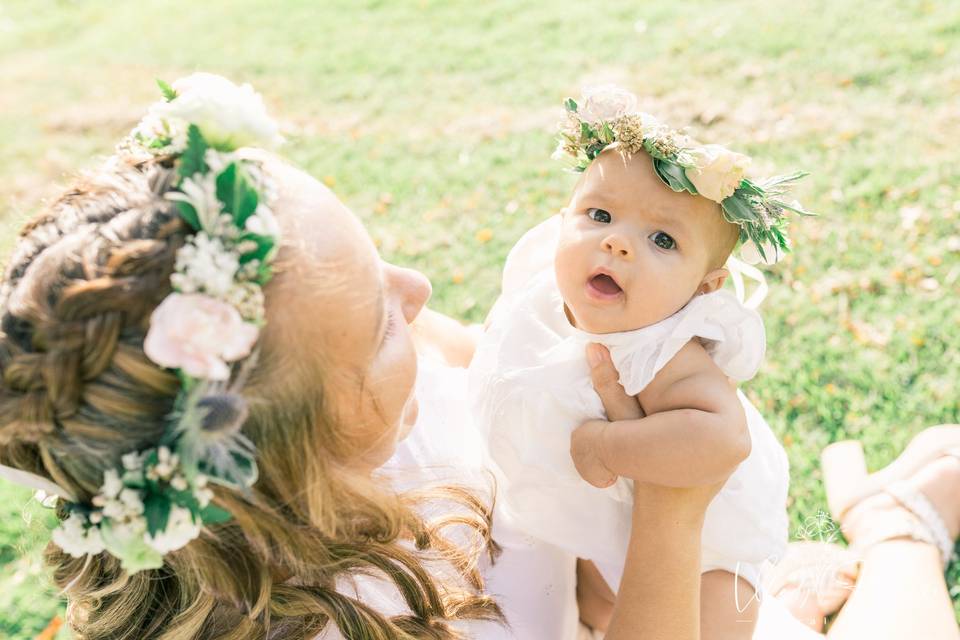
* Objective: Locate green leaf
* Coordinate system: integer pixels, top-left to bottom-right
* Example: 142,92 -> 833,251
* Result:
143,494 -> 172,537
178,125 -> 209,180
156,79 -> 178,102
174,201 -> 201,231
721,193 -> 761,223
653,158 -> 698,194
199,504 -> 233,525
238,232 -> 276,265
215,163 -> 260,226
564,98 -> 578,112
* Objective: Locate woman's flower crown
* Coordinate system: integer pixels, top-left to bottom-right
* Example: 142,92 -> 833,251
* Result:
553,85 -> 815,265
1,74 -> 282,573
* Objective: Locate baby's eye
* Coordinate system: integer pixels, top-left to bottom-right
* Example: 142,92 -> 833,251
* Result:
587,208 -> 612,224
650,231 -> 677,250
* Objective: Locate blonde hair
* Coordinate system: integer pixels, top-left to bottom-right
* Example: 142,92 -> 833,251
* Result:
0,156 -> 501,639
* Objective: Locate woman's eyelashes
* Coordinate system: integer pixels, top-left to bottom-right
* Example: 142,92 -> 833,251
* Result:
586,208 -> 612,224
650,231 -> 677,250
381,307 -> 399,343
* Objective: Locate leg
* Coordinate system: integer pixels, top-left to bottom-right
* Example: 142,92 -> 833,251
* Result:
700,570 -> 758,640
826,456 -> 960,640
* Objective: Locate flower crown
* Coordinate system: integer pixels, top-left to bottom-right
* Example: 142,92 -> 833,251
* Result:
0,74 -> 282,573
553,85 -> 815,265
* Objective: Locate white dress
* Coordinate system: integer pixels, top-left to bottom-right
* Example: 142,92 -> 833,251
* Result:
467,215 -> 790,592
316,354 -> 820,640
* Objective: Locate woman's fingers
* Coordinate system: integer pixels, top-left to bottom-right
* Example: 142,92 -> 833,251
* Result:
587,344 -> 643,421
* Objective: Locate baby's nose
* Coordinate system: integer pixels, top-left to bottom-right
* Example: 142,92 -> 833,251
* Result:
602,234 -> 634,261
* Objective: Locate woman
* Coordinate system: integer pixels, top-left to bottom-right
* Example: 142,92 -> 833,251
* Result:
0,74 -> 721,640
0,75 -> 957,639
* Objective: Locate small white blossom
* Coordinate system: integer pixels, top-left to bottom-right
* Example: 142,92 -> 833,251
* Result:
170,475 -> 189,492
166,172 -> 223,232
119,489 -> 145,516
244,204 -> 281,238
173,232 -> 240,299
122,452 -> 143,471
52,513 -> 106,558
195,486 -> 214,508
145,505 -> 202,554
101,498 -> 126,520
100,469 -> 123,500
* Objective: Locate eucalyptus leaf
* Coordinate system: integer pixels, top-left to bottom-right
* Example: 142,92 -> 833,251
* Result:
653,158 -> 698,194
564,98 -> 578,112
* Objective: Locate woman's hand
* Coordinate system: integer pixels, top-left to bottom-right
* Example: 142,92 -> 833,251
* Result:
580,343 -> 735,640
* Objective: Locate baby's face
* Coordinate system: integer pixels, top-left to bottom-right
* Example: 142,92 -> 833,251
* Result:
555,148 -> 736,334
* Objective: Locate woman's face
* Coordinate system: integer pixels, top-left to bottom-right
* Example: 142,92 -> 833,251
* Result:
264,160 -> 431,470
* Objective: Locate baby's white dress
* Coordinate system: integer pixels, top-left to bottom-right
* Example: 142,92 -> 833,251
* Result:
468,215 -> 790,591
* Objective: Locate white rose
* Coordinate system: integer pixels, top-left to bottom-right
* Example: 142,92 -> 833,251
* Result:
143,293 -> 260,380
579,84 -> 638,122
684,144 -> 752,202
739,239 -> 783,266
150,73 -> 282,150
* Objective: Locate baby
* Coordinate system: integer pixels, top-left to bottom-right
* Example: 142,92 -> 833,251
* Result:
469,86 -> 810,636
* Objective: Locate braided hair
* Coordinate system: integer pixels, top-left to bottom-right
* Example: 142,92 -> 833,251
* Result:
0,155 -> 502,639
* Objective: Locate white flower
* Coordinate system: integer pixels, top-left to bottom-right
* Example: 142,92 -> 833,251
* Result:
122,452 -> 143,471
166,172 -> 222,232
129,114 -> 187,153
170,475 -> 189,492
684,144 -> 752,202
145,505 -> 202,554
244,204 -> 281,238
195,486 -> 214,508
100,469 -> 123,499
102,498 -> 127,520
173,232 -> 241,298
52,513 -> 106,558
740,239 -> 783,265
579,84 -> 638,122
149,73 -> 282,150
143,293 -> 260,381
119,489 -> 145,516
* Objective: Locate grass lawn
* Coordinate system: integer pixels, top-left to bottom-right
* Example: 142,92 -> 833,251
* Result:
1,0 -> 959,636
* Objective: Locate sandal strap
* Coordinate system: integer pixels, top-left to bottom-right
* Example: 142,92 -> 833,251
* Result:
885,481 -> 956,567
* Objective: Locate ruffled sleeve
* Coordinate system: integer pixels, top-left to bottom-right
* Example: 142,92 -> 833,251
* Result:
591,289 -> 766,397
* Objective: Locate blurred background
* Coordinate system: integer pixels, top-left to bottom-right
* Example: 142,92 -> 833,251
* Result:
1,0 -> 958,636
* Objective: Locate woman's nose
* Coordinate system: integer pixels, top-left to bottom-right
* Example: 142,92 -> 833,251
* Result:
602,233 -> 634,261
388,264 -> 432,323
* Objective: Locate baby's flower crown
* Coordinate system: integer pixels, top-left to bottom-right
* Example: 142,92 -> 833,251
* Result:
0,73 -> 281,573
554,85 -> 815,265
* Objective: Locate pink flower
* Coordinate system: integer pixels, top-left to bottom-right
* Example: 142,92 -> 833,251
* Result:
144,293 -> 259,380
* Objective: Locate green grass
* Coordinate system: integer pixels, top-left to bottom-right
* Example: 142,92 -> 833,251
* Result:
1,0 -> 959,635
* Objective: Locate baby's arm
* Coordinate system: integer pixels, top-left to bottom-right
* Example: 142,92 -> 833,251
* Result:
571,341 -> 750,488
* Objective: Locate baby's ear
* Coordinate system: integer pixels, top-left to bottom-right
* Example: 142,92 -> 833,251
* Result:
698,268 -> 729,294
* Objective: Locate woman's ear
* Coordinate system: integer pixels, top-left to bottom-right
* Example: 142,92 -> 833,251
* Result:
698,268 -> 729,295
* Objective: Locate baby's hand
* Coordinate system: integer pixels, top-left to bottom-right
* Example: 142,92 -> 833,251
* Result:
571,420 -> 618,488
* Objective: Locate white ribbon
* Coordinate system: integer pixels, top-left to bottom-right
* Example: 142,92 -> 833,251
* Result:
0,462 -> 75,502
725,256 -> 768,309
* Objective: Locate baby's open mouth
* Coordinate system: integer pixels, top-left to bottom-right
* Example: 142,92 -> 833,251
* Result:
586,273 -> 623,300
